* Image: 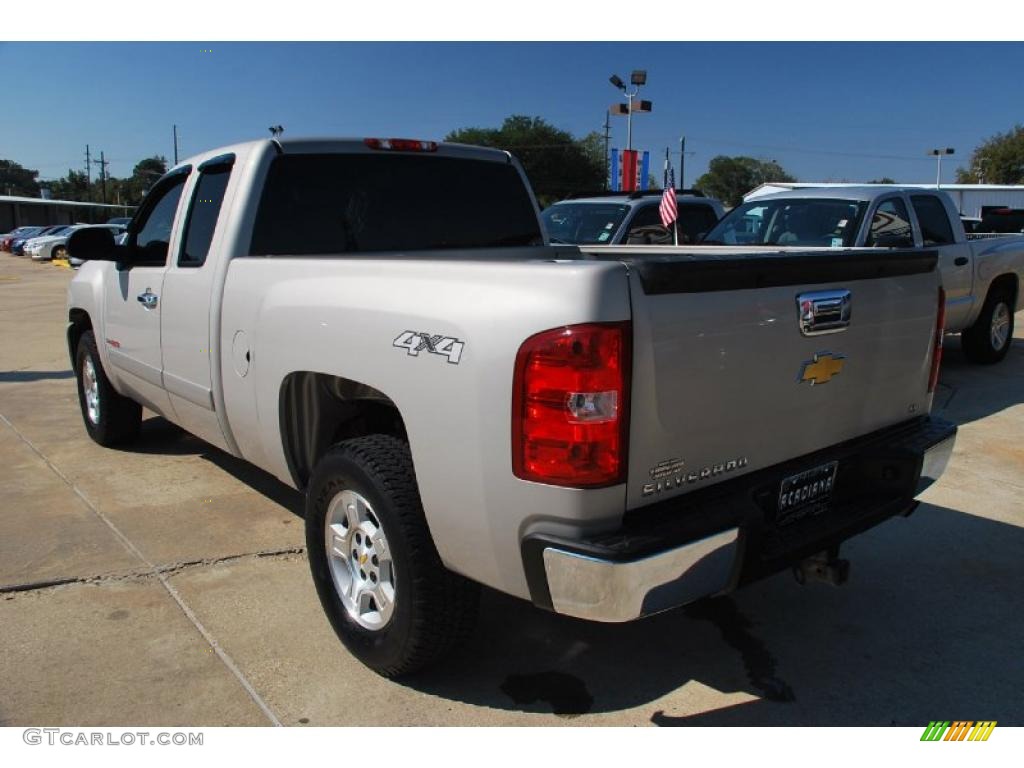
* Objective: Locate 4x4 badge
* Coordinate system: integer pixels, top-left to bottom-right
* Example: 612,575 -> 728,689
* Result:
393,331 -> 465,365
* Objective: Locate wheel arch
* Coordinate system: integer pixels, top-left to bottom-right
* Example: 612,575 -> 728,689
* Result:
278,371 -> 408,491
988,272 -> 1020,310
67,308 -> 93,369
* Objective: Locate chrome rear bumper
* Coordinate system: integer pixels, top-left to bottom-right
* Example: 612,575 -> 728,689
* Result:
540,528 -> 739,623
523,417 -> 957,624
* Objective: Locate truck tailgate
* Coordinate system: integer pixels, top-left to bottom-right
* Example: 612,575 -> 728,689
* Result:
617,248 -> 940,510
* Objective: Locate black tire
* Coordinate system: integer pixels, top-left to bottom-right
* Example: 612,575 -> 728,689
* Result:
961,288 -> 1015,364
75,330 -> 142,446
53,245 -> 67,260
305,435 -> 479,678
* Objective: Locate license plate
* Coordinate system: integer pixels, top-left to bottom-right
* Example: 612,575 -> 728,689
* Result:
777,460 -> 838,526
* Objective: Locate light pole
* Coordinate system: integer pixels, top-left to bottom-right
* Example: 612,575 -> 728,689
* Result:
609,70 -> 650,151
928,147 -> 954,188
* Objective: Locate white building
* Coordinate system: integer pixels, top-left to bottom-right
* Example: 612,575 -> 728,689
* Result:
744,183 -> 1024,218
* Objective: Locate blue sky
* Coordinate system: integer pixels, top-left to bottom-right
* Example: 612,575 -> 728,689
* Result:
3,41 -> 1023,186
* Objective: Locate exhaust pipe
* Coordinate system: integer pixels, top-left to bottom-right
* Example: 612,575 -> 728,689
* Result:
793,547 -> 850,587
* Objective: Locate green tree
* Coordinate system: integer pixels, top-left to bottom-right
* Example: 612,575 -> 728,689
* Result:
868,177 -> 897,184
956,125 -> 1024,183
124,155 -> 168,204
0,160 -> 41,197
446,116 -> 605,207
48,169 -> 91,202
694,155 -> 796,207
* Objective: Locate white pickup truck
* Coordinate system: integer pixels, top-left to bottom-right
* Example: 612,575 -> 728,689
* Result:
67,138 -> 956,677
705,187 -> 1024,363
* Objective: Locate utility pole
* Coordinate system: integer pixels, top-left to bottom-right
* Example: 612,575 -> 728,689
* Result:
603,111 -> 611,190
84,145 -> 92,202
679,136 -> 686,190
173,124 -> 179,165
93,151 -> 109,204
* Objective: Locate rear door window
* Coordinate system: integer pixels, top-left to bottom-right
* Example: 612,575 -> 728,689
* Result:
179,164 -> 232,267
866,198 -> 914,247
250,153 -> 542,255
911,195 -> 955,246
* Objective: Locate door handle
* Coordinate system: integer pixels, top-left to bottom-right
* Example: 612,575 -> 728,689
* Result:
137,291 -> 159,310
954,257 -> 969,267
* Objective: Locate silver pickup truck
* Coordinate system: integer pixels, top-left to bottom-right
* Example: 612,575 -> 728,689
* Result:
708,186 -> 1024,364
66,138 -> 956,677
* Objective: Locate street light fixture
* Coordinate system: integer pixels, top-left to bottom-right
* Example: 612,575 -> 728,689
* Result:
609,70 -> 651,151
928,147 -> 954,188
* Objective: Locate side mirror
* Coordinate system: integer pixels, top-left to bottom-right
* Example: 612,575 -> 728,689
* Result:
67,227 -> 119,262
872,234 -> 913,248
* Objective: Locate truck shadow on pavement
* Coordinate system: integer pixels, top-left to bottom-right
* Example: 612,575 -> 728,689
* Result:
0,369 -> 75,383
934,335 -> 1024,426
407,502 -> 1023,724
129,416 -> 305,516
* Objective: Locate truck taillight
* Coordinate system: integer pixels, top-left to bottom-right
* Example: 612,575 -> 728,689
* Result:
928,287 -> 946,394
363,138 -> 438,152
512,322 -> 631,488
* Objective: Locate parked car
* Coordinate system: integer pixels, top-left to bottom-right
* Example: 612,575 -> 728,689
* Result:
542,189 -> 724,246
26,225 -> 84,261
12,225 -> 65,256
2,226 -> 46,252
703,187 -> 1024,363
68,225 -> 126,267
976,208 -> 1024,234
106,217 -> 132,227
67,138 -> 954,677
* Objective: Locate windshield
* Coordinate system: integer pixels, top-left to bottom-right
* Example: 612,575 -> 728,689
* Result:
704,198 -> 868,247
541,202 -> 630,245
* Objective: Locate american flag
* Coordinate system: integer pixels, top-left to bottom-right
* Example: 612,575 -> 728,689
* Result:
659,167 -> 678,228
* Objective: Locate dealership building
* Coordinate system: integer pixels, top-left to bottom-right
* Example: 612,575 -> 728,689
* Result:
0,195 -> 133,232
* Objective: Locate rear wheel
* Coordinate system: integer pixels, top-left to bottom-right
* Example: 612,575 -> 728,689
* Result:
305,435 -> 479,677
962,288 -> 1015,364
75,330 -> 142,446
53,245 -> 67,260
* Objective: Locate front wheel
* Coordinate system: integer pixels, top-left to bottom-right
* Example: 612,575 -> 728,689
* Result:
75,330 -> 142,446
53,245 -> 67,260
305,435 -> 479,677
962,289 -> 1015,364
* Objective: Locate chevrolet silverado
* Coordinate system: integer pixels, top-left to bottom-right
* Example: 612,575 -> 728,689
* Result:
66,138 -> 956,676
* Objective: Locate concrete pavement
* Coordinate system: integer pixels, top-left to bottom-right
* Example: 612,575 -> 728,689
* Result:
1,254 -> 1022,726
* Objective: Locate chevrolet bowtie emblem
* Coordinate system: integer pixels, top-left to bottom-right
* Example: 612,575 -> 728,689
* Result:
800,352 -> 845,386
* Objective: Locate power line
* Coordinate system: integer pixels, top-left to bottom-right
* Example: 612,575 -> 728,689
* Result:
647,134 -> 950,164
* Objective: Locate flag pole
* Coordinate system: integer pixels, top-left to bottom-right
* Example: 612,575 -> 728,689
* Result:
672,162 -> 679,245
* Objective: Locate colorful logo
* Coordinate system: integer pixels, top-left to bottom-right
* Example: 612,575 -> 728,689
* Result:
920,721 -> 997,741
799,352 -> 845,386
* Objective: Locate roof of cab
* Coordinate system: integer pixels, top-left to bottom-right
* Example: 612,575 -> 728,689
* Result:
748,185 -> 947,203
173,137 -> 511,174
